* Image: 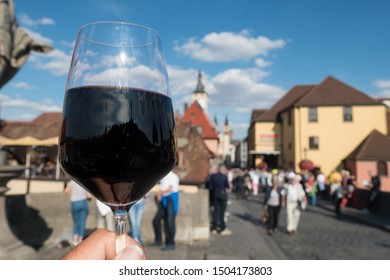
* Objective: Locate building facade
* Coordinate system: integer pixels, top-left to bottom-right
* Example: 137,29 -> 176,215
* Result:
234,138 -> 248,169
248,76 -> 388,177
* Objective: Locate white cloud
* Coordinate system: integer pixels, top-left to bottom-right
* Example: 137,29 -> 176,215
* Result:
12,82 -> 35,90
29,49 -> 72,76
0,94 -> 61,112
167,66 -> 202,97
373,79 -> 390,97
373,79 -> 390,89
255,58 -> 272,68
175,29 -> 286,62
23,27 -> 53,45
18,13 -> 55,27
209,68 -> 284,109
168,66 -> 284,112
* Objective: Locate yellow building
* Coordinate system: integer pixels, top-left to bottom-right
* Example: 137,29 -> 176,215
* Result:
248,110 -> 281,168
248,85 -> 311,169
248,76 -> 388,176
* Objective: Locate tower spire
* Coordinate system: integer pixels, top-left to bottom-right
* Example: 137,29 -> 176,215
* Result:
191,70 -> 208,113
193,70 -> 205,93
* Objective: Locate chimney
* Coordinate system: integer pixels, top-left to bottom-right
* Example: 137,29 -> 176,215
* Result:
184,102 -> 188,112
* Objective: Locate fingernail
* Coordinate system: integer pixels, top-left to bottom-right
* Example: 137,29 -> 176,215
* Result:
115,245 -> 146,260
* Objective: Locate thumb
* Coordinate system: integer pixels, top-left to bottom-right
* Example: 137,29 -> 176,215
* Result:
114,245 -> 146,260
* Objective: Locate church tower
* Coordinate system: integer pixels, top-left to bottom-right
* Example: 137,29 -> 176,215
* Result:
218,115 -> 233,159
192,70 -> 208,113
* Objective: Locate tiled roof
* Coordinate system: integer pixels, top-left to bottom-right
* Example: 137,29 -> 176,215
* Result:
255,76 -> 382,123
31,112 -> 62,125
180,101 -> 218,139
258,85 -> 314,121
295,76 -> 381,107
0,112 -> 62,139
250,109 -> 267,124
345,130 -> 390,161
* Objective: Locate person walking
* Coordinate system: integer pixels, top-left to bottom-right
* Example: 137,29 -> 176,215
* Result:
341,174 -> 356,207
65,180 -> 91,246
249,168 -> 260,196
152,170 -> 180,250
233,169 -> 246,200
129,196 -> 146,246
330,179 -> 343,217
305,172 -> 317,207
285,174 -> 307,235
263,173 -> 285,235
366,170 -> 381,212
259,168 -> 272,193
316,170 -> 326,200
208,166 -> 231,235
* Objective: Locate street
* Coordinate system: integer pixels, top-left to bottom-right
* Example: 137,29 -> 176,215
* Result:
207,193 -> 390,260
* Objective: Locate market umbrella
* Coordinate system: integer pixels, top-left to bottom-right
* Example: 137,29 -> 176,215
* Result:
0,0 -> 52,88
299,159 -> 315,171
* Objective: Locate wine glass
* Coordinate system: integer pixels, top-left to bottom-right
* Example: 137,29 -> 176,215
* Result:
58,21 -> 177,255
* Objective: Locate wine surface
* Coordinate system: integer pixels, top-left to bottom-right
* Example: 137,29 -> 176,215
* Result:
59,86 -> 177,210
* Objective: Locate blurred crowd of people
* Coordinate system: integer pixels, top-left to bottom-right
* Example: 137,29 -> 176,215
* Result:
206,164 -> 381,236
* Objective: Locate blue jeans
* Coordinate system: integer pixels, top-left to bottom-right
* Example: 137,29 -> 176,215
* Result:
129,198 -> 145,245
71,199 -> 88,238
153,197 -> 176,246
309,194 -> 316,206
212,190 -> 227,232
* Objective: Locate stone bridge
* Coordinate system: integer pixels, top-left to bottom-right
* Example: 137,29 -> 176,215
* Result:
0,179 -> 210,259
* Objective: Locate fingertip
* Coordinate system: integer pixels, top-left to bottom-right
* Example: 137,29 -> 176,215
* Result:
114,245 -> 146,260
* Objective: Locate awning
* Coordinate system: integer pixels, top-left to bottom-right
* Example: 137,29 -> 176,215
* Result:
0,136 -> 58,146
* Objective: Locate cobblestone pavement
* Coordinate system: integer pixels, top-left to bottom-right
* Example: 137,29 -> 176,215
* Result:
239,194 -> 390,260
204,194 -> 286,260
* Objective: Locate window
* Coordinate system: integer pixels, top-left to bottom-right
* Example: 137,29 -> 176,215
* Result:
308,107 -> 318,122
343,106 -> 353,121
377,161 -> 388,176
309,136 -> 319,150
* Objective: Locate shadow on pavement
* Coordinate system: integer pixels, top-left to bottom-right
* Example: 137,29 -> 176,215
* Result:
6,195 -> 52,250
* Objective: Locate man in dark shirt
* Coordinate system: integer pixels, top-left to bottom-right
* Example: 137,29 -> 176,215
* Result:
368,170 -> 381,212
208,166 -> 231,235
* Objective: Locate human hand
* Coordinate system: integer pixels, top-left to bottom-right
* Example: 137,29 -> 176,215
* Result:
62,229 -> 146,260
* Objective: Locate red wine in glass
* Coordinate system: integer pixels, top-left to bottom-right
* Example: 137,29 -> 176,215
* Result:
59,86 -> 176,211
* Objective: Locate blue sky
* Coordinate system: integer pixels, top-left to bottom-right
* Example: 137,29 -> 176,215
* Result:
1,0 -> 389,139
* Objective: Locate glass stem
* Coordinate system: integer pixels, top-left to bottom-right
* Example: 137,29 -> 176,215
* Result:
114,209 -> 128,255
